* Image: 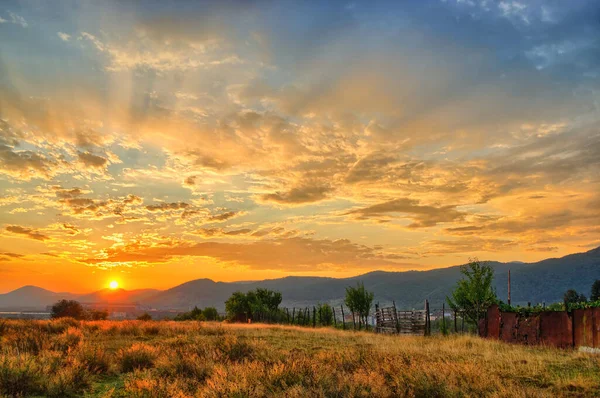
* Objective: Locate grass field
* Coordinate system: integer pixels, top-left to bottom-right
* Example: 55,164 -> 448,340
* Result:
1,319 -> 599,397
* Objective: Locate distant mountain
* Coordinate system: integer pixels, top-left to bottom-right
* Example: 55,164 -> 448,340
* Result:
0,285 -> 77,310
144,246 -> 600,311
1,246 -> 599,311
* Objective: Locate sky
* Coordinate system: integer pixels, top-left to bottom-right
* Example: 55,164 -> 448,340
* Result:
0,0 -> 599,293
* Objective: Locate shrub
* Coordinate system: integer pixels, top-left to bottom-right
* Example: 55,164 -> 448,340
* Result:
214,335 -> 255,362
51,300 -> 86,320
46,360 -> 91,397
137,313 -> 152,321
157,352 -> 212,381
123,369 -> 189,398
87,309 -> 109,320
76,345 -> 111,374
0,354 -> 44,397
52,327 -> 84,353
118,344 -> 158,373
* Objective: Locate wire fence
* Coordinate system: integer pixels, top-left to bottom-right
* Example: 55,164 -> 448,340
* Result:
242,302 -> 477,335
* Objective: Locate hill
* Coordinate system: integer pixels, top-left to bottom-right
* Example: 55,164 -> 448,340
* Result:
1,246 -> 599,311
0,285 -> 77,310
144,246 -> 600,311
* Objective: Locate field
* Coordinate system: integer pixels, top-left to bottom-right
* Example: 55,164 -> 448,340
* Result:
1,319 -> 599,397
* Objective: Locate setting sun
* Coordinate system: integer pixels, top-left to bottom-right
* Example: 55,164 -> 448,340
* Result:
109,281 -> 119,290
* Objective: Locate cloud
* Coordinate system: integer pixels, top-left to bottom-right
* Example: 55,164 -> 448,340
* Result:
77,151 -> 109,169
84,236 -> 412,271
346,198 -> 467,228
0,252 -> 24,261
260,184 -> 332,205
0,12 -> 27,28
145,202 -> 190,212
80,30 -> 241,72
0,143 -> 58,181
5,225 -> 49,241
123,194 -> 143,205
194,228 -> 252,237
57,32 -> 71,41
207,211 -> 244,222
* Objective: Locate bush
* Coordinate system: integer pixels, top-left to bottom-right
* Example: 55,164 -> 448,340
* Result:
137,313 -> 152,321
46,360 -> 91,397
52,327 -> 84,353
118,344 -> 158,373
51,300 -> 86,320
0,354 -> 44,397
87,309 -> 109,321
203,307 -> 219,321
76,345 -> 110,374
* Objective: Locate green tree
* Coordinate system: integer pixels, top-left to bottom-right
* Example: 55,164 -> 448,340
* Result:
446,258 -> 497,326
253,288 -> 282,312
51,299 -> 86,320
564,289 -> 586,309
317,303 -> 334,326
202,307 -> 219,321
591,280 -> 600,302
225,291 -> 252,321
345,282 -> 374,330
225,289 -> 282,322
174,306 -> 206,321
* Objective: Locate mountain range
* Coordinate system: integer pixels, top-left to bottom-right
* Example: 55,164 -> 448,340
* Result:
1,246 -> 599,312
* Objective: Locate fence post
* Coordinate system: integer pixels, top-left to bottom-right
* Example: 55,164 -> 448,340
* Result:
286,308 -> 290,324
375,303 -> 379,333
454,310 -> 457,334
351,310 -> 356,330
291,308 -> 295,324
341,305 -> 346,330
333,307 -> 337,327
305,308 -> 309,326
313,307 -> 316,328
442,302 -> 446,335
425,299 -> 431,336
318,306 -> 322,326
392,300 -> 400,333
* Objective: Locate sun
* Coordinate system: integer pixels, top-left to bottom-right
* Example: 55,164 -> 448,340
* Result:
109,280 -> 119,290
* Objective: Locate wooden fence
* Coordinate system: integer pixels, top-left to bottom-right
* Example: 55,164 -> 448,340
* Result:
374,300 -> 429,335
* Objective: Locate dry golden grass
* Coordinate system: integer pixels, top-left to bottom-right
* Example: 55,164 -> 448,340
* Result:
0,319 -> 599,397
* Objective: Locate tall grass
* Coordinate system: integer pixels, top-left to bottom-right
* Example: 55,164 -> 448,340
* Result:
0,319 -> 599,397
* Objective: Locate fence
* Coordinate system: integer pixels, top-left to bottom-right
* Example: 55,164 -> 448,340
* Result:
479,304 -> 600,349
374,302 -> 427,335
250,305 -> 374,330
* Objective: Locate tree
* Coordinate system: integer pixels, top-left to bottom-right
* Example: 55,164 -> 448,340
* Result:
591,280 -> 600,302
345,282 -> 374,330
225,289 -> 282,322
51,300 -> 86,320
317,303 -> 334,326
137,312 -> 152,321
447,258 -> 497,326
202,307 -> 219,321
225,291 -> 252,321
564,289 -> 587,309
174,306 -> 205,321
87,309 -> 109,320
253,288 -> 282,313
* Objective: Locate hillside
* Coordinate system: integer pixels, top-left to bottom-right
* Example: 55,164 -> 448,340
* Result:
145,246 -> 600,311
1,246 -> 599,311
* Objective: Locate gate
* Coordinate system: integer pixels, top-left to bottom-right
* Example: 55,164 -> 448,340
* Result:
375,301 -> 430,335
